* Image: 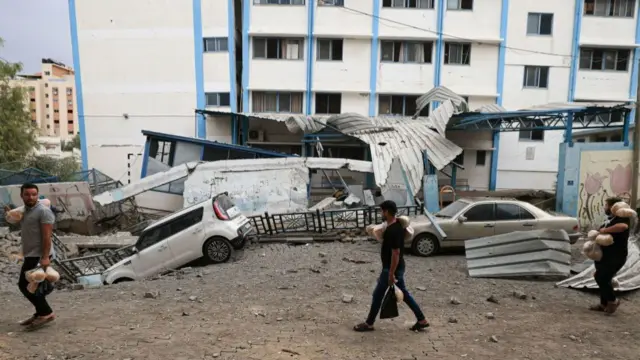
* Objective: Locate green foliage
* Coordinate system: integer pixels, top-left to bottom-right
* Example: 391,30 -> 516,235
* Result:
0,39 -> 38,164
24,155 -> 81,181
61,134 -> 81,151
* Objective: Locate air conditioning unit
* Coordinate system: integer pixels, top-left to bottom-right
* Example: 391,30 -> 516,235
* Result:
248,129 -> 265,142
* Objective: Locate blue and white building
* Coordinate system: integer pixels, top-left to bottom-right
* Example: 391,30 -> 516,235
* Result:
70,0 -> 640,195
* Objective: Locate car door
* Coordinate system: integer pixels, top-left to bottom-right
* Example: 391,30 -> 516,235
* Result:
131,224 -> 173,279
494,203 -> 538,234
450,203 -> 496,242
166,207 -> 205,266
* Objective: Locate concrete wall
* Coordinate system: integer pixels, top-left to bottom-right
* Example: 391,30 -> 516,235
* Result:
557,142 -> 639,230
0,182 -> 96,234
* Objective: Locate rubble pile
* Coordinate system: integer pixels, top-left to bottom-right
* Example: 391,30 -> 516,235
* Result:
0,227 -> 22,292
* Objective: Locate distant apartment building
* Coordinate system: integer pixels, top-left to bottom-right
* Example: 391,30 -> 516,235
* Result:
70,0 -> 640,192
11,59 -> 79,140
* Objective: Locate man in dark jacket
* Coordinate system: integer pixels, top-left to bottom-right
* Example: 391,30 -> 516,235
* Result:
590,197 -> 630,314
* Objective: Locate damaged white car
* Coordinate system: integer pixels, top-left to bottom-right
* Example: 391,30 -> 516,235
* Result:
102,193 -> 252,285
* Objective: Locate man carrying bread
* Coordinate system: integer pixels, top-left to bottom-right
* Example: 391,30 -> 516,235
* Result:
3,183 -> 57,330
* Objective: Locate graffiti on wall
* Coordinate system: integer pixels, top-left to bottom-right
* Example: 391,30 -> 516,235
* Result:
578,150 -> 635,229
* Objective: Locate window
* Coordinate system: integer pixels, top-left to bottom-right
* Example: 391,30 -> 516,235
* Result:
611,133 -> 622,142
378,95 -> 430,116
66,88 -> 72,95
523,66 -> 549,88
252,91 -> 304,113
68,120 -> 73,124
584,0 -> 635,17
28,87 -> 35,91
495,204 -> 535,221
54,109 -> 59,113
52,88 -> 58,95
204,37 -> 228,52
453,151 -> 464,166
30,98 -> 35,102
169,207 -> 204,235
322,146 -> 365,160
476,150 -> 486,166
136,225 -> 170,251
447,0 -> 473,10
320,0 -> 344,5
317,39 -> 343,61
527,13 -> 553,35
46,115 -> 50,119
315,93 -> 342,114
464,204 -> 495,222
205,92 -> 231,107
519,119 -> 545,141
253,37 -> 304,60
46,104 -> 49,108
444,43 -> 471,65
45,94 -> 49,98
253,0 -> 305,5
45,83 -> 48,88
381,41 -> 433,63
579,48 -> 629,71
67,100 -> 73,106
44,71 -> 50,75
382,0 -> 434,8
149,140 -> 174,165
576,138 -> 586,143
68,109 -> 73,114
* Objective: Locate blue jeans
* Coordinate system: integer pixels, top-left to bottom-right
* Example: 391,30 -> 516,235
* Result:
365,268 -> 426,325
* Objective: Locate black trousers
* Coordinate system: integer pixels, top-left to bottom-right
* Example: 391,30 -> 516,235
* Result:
18,257 -> 53,316
594,255 -> 627,305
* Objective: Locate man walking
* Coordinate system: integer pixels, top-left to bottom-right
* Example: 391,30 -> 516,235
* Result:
590,197 -> 630,314
4,183 -> 57,330
354,200 -> 430,332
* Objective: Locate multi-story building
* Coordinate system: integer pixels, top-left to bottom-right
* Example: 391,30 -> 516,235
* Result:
70,0 -> 640,192
11,59 -> 79,140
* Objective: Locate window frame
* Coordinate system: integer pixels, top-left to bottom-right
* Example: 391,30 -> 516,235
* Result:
252,91 -> 304,113
495,203 -> 536,221
382,0 -> 435,9
378,94 -> 430,117
205,92 -> 231,107
518,119 -> 545,142
315,93 -> 342,114
380,40 -> 434,64
463,203 -> 496,222
253,0 -> 305,4
253,37 -> 305,60
319,0 -> 344,5
203,37 -> 229,52
579,48 -> 630,72
523,66 -> 550,89
446,0 -> 473,10
317,39 -> 344,61
526,13 -> 554,35
443,42 -> 471,65
584,0 -> 635,17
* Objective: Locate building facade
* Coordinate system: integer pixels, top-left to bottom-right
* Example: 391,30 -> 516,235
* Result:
11,59 -> 79,140
71,0 -> 640,192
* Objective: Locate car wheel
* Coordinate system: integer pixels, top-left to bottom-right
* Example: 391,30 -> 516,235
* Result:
411,233 -> 439,257
203,237 -> 233,264
231,236 -> 247,250
112,277 -> 133,284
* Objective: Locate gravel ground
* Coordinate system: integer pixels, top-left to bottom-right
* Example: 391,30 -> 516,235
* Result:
1,241 -> 639,360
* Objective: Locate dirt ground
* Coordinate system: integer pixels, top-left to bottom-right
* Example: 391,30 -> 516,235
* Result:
1,242 -> 639,360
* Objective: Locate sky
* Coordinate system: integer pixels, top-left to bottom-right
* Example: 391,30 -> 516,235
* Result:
0,0 -> 73,73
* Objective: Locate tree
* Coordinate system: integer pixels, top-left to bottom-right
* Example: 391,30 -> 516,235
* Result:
61,133 -> 81,151
24,155 -> 80,182
0,38 -> 37,164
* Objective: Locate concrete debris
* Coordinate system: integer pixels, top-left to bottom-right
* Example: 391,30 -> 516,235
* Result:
144,291 -> 159,299
512,291 -> 527,300
341,294 -> 354,303
486,295 -> 499,304
449,297 -> 461,305
343,193 -> 361,208
485,312 -> 495,320
489,335 -> 499,343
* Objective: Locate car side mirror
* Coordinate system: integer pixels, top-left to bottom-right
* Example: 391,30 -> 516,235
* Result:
457,216 -> 467,223
132,247 -> 139,254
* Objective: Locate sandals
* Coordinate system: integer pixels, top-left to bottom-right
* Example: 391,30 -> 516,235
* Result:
410,321 -> 430,332
353,323 -> 374,332
605,300 -> 621,315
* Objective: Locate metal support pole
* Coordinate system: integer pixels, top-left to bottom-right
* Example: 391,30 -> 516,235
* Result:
631,91 -> 640,209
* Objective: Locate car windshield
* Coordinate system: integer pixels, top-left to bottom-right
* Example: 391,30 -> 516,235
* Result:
434,200 -> 469,218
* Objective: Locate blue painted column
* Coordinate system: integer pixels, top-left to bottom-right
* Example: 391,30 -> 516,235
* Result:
192,0 -> 206,138
368,0 -> 380,116
432,0 -> 445,110
568,0 -> 584,102
228,0 -> 238,142
242,0 -> 251,113
626,3 -> 640,147
423,150 -> 439,212
68,0 -> 89,171
140,138 -> 151,178
305,1 -> 315,115
489,0 -> 509,191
